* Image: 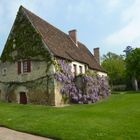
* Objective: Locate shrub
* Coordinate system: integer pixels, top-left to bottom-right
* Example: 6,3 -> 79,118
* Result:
54,59 -> 110,104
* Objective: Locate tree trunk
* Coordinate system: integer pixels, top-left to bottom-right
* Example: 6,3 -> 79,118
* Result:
132,77 -> 138,91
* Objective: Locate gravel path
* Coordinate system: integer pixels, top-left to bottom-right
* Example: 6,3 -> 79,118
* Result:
0,127 -> 52,140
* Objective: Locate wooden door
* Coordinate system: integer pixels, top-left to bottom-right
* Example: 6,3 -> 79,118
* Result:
20,92 -> 27,104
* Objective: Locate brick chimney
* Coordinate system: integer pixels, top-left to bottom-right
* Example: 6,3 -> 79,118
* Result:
94,48 -> 100,64
69,29 -> 78,46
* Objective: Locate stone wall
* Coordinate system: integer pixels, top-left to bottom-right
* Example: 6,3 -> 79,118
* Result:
0,83 -> 7,101
0,60 -> 57,105
0,58 -> 108,106
54,80 -> 64,106
0,61 -> 53,83
0,75 -> 55,105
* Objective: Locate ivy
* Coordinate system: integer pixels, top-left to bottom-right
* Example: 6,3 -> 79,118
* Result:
1,8 -> 53,69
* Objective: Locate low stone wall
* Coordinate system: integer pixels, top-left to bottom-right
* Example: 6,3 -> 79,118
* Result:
112,85 -> 126,91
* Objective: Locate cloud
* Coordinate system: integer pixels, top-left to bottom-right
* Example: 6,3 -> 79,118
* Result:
104,0 -> 140,48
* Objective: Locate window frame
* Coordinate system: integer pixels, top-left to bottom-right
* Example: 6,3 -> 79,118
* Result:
17,60 -> 31,74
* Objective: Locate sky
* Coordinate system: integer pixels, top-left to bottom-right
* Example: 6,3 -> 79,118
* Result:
0,0 -> 140,56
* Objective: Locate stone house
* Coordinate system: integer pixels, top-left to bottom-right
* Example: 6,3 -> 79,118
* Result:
0,6 -> 107,106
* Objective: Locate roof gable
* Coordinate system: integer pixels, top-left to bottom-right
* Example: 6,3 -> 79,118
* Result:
1,6 -> 51,62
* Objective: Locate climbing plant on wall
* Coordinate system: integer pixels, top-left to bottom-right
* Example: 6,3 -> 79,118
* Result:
1,8 -> 52,67
54,59 -> 110,104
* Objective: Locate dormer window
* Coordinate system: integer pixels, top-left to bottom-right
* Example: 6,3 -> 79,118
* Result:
18,60 -> 31,74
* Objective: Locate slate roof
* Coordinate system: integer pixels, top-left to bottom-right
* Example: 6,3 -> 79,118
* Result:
21,6 -> 105,72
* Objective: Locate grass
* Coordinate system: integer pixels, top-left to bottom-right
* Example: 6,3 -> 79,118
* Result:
0,92 -> 140,140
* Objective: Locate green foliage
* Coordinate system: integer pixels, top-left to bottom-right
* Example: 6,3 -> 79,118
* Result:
1,8 -> 52,67
52,59 -> 70,73
101,52 -> 126,85
125,48 -> 140,80
0,93 -> 140,140
52,59 -> 61,72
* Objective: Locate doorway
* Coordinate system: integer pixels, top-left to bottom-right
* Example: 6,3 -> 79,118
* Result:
20,92 -> 27,104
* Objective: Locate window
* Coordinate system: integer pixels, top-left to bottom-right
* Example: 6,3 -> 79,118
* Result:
79,66 -> 82,74
73,64 -> 77,76
23,61 -> 28,73
17,60 -> 31,74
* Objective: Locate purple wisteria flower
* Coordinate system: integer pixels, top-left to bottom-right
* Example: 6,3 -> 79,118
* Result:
54,59 -> 110,104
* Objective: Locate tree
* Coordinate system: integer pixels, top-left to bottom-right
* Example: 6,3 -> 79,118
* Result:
125,48 -> 140,91
101,52 -> 126,87
123,46 -> 133,57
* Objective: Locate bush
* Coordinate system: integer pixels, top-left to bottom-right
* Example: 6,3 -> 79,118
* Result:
54,59 -> 110,104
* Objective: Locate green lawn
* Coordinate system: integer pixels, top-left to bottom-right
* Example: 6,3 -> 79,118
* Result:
0,93 -> 140,140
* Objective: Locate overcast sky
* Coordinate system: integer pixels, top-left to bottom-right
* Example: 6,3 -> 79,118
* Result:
0,0 -> 139,56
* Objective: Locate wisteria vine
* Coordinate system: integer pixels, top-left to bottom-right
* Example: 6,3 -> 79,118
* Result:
54,59 -> 110,104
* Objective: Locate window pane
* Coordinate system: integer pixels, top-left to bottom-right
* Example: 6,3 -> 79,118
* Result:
27,60 -> 31,72
23,61 -> 28,73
